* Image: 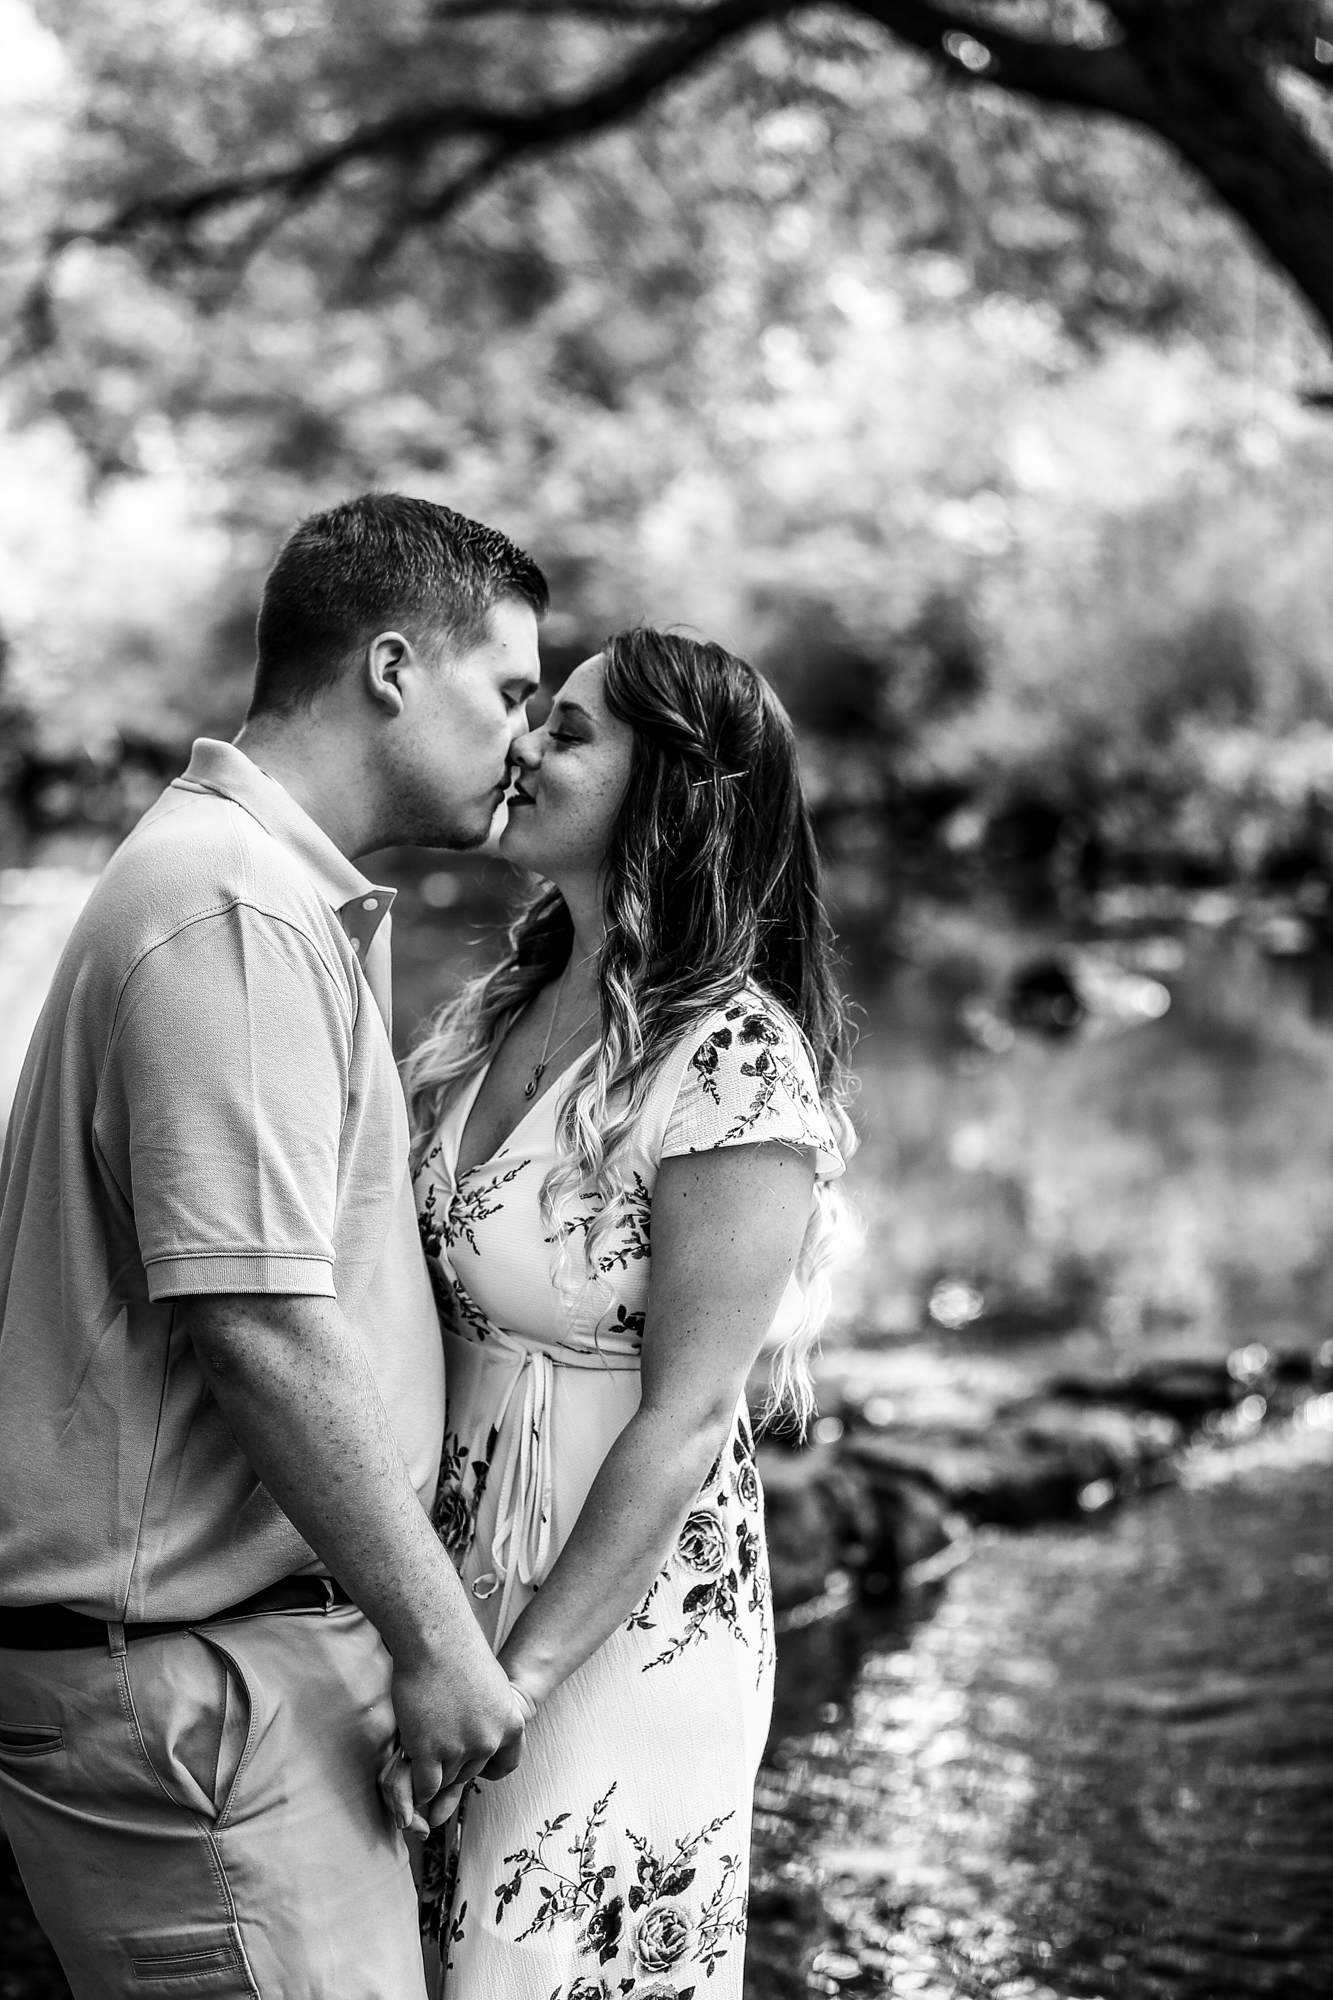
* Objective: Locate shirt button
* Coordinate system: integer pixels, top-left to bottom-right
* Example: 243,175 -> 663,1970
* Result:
351,937 -> 362,952
362,896 -> 378,911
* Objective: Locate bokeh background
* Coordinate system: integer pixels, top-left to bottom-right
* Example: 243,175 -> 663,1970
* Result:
2,4 -> 1333,1997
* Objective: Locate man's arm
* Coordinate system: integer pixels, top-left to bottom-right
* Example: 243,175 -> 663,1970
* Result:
179,1291 -> 523,1828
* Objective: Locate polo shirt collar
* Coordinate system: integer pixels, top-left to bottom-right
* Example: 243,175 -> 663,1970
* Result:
173,740 -> 396,955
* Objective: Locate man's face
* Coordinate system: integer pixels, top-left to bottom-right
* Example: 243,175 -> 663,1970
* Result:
391,597 -> 542,848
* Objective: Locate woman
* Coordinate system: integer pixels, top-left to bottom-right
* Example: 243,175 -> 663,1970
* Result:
401,627 -> 852,1999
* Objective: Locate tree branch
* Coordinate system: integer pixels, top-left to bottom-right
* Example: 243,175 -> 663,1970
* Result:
846,0 -> 1159,119
432,0 -> 708,17
1105,4 -> 1333,335
67,0 -> 791,252
42,0 -> 1333,349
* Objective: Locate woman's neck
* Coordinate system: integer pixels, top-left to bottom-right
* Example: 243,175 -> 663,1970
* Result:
553,873 -> 606,1000
560,938 -> 602,1019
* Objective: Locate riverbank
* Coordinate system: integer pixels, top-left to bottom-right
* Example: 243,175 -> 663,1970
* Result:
758,1338 -> 1333,1621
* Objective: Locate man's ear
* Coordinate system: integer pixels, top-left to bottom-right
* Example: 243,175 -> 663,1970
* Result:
364,631 -> 412,716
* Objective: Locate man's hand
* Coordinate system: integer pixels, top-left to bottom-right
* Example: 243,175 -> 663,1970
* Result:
393,1644 -> 526,1829
380,1670 -> 528,1833
181,1292 -> 532,1830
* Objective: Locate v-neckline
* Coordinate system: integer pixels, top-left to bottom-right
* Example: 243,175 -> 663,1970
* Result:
449,1045 -> 593,1185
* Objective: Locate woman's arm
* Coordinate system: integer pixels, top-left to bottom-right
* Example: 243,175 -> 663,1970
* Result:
497,1138 -> 817,1708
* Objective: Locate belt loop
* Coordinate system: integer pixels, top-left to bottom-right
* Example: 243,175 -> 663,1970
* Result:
107,1620 -> 127,1659
320,1578 -> 336,1614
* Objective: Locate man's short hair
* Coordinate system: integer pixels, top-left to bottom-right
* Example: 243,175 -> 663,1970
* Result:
249,492 -> 549,717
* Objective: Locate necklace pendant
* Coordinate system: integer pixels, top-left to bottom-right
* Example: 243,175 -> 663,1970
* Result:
524,1067 -> 543,1100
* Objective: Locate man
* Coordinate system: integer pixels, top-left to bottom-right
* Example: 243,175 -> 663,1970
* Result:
0,493 -> 547,1998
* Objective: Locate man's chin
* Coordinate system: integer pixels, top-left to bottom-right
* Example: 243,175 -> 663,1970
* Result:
449,820 -> 498,854
424,798 -> 509,853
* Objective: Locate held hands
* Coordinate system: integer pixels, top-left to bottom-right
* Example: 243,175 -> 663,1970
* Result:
379,1670 -> 536,1837
507,1679 -> 539,1728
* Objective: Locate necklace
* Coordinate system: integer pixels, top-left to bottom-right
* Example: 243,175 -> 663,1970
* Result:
523,966 -> 599,1099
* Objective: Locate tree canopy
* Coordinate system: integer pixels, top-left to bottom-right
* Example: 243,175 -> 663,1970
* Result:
21,1 -> 1333,343
3,0 -> 1333,923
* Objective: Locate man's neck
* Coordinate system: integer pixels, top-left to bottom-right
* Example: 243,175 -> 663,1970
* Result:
233,716 -> 379,859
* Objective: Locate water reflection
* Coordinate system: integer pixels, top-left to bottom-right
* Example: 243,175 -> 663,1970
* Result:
752,1427 -> 1333,1999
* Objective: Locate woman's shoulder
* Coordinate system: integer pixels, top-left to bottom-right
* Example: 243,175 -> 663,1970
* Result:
679,983 -> 811,1084
654,983 -> 844,1178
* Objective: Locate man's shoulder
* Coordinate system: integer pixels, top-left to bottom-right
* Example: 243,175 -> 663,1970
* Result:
89,782 -> 340,967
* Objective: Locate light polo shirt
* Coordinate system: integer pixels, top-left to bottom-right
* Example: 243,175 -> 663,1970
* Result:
0,739 -> 445,1621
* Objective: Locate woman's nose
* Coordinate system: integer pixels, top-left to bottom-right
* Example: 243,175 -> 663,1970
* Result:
509,729 -> 542,772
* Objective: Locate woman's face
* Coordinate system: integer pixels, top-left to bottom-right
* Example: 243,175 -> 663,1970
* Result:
498,654 -> 633,884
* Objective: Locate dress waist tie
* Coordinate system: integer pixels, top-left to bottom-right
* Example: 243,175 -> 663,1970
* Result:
473,1330 -> 640,1641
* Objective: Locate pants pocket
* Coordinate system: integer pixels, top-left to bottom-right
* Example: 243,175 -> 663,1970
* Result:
129,1922 -> 257,1993
0,1721 -> 64,1759
190,1632 -> 255,1826
121,1633 -> 253,1822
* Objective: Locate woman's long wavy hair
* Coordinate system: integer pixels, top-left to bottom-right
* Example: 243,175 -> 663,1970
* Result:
402,627 -> 856,1429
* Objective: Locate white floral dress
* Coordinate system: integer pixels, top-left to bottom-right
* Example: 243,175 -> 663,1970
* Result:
413,987 -> 843,2000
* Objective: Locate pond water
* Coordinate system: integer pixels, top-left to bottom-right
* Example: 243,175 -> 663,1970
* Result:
749,1421 -> 1333,2000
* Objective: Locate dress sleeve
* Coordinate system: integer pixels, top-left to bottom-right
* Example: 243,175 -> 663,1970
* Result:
660,996 -> 844,1180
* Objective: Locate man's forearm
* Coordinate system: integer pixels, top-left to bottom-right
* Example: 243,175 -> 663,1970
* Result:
181,1292 -> 482,1666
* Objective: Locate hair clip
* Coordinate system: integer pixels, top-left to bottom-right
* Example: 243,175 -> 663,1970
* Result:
688,772 -> 745,790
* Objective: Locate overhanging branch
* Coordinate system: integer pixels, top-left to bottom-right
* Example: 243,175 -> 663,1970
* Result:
66,0 -> 792,251
846,0 -> 1158,119
35,0 -> 1333,349
432,0 -> 710,17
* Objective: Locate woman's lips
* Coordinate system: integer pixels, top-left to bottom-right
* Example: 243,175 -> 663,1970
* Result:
509,787 -> 536,806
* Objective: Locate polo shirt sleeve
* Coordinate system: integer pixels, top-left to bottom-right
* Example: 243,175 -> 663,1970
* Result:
99,903 -> 354,1300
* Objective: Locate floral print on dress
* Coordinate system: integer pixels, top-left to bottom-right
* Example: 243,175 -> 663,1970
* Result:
670,997 -> 833,1164
432,1427 -> 497,1563
408,983 -> 841,1998
631,1417 -> 772,1687
417,1152 -> 447,1261
596,1174 -> 652,1276
420,1816 -> 469,1954
604,1302 -> 646,1343
492,1783 -> 746,1997
543,1175 -> 651,1290
446,1158 -> 529,1257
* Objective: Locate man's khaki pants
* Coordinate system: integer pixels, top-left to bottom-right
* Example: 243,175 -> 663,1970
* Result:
0,1603 -> 427,1999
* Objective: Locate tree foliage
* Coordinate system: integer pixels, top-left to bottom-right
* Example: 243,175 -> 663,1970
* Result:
4,0 -> 1333,922
20,0 -> 1333,340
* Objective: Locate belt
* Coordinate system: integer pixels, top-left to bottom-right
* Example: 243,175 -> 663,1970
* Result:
0,1576 -> 352,1651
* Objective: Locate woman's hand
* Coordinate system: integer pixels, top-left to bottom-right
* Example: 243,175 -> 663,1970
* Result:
378,1682 -> 532,1835
378,1742 -> 427,1838
506,1676 -> 541,1727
